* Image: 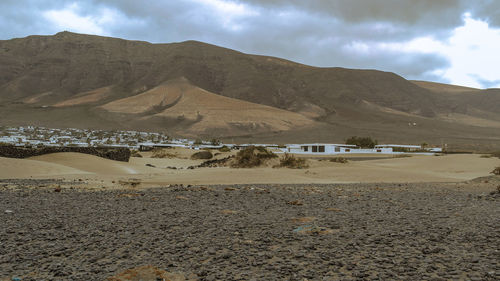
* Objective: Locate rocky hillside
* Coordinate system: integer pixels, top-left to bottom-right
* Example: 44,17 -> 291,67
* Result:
1,32 -> 499,149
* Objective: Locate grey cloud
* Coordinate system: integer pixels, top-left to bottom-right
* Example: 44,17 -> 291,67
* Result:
470,0 -> 500,26
469,75 -> 500,89
1,0 -> 495,84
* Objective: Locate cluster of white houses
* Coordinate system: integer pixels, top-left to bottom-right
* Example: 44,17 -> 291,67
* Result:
1,126 -> 442,155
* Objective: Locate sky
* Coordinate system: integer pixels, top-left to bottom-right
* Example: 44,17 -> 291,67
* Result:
1,0 -> 499,88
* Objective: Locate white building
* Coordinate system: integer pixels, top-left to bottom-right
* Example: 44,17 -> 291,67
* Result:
282,144 -> 393,155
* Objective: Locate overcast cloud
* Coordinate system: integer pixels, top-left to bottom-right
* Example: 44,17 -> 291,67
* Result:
0,0 -> 499,88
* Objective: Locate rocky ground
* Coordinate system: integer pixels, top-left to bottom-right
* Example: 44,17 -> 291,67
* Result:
0,180 -> 499,280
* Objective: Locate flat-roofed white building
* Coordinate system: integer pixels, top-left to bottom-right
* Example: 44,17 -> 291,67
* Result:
282,144 -> 393,154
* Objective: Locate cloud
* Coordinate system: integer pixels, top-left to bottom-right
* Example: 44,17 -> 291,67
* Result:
0,0 -> 498,88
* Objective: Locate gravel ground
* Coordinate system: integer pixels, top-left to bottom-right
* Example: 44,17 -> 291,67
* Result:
0,181 -> 499,280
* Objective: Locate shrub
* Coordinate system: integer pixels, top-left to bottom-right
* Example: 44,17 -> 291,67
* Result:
231,146 -> 277,168
276,153 -> 309,169
491,151 -> 500,159
491,167 -> 500,176
219,146 -> 231,152
191,150 -> 213,160
393,154 -> 412,158
345,136 -> 378,148
130,150 -> 143,158
151,148 -> 177,159
329,157 -> 348,163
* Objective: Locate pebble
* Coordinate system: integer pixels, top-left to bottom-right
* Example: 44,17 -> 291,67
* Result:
0,182 -> 498,280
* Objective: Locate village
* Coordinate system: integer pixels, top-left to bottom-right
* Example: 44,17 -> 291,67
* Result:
0,126 -> 442,155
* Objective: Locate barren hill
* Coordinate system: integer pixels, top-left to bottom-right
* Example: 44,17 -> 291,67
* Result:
1,32 -> 499,149
99,77 -> 315,136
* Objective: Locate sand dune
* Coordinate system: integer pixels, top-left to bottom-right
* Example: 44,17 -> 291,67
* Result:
28,153 -> 154,175
1,151 -> 498,186
0,156 -> 88,178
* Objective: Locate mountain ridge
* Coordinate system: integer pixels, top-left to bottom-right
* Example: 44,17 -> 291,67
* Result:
1,32 -> 499,150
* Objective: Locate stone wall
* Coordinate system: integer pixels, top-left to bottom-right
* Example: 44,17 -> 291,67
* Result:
0,146 -> 131,162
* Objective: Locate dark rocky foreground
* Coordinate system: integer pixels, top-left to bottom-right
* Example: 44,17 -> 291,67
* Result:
0,182 -> 499,281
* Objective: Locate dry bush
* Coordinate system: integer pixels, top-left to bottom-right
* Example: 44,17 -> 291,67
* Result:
191,150 -> 213,160
151,148 -> 177,159
276,153 -> 309,169
329,157 -> 349,163
218,146 -> 231,152
231,146 -> 277,168
491,167 -> 500,176
491,151 -> 500,159
393,154 -> 412,158
130,150 -> 142,158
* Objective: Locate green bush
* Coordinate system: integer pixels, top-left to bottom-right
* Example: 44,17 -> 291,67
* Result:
231,146 -> 277,168
345,136 -> 378,148
276,153 -> 309,169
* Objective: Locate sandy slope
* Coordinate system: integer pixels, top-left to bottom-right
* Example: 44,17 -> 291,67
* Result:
100,78 -> 315,134
53,86 -> 112,107
0,152 -> 498,186
28,153 -> 153,175
412,80 -> 480,94
0,156 -> 88,178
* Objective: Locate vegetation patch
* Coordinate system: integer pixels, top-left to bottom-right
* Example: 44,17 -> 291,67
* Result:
491,167 -> 500,176
393,154 -> 412,158
151,148 -> 177,159
218,145 -> 231,152
191,150 -> 213,160
329,157 -> 349,163
345,136 -> 377,148
130,150 -> 142,158
231,146 -> 277,168
274,153 -> 309,169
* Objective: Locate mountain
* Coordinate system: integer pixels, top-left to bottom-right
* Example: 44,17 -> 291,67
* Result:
1,32 -> 499,150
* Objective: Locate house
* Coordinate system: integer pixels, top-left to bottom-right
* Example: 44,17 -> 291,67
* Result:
375,144 -> 442,153
282,144 -> 393,154
375,144 -> 422,152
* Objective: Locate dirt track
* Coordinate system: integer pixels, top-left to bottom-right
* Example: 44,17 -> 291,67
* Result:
1,181 -> 499,280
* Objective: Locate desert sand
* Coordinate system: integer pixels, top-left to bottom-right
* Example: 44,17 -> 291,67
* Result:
1,150 -> 499,280
1,149 -> 498,188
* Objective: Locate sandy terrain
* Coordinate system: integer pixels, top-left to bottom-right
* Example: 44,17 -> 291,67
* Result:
411,80 -> 480,94
0,149 -> 498,188
100,78 -> 315,134
53,86 -> 112,107
0,150 -> 499,280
